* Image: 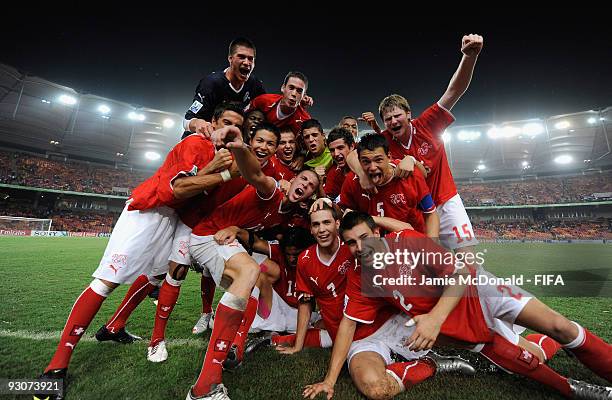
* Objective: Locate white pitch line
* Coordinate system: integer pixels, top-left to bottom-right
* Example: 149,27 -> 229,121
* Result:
0,329 -> 206,347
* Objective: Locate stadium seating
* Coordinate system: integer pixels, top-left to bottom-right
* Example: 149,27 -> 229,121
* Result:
472,220 -> 612,240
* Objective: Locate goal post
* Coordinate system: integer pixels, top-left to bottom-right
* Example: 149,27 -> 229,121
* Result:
0,216 -> 53,232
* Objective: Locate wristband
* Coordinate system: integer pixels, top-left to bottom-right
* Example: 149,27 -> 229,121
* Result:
220,169 -> 231,182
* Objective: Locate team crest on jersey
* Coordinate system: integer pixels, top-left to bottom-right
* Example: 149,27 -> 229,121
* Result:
243,91 -> 250,103
390,193 -> 406,205
189,100 -> 203,114
417,142 -> 433,156
337,260 -> 351,275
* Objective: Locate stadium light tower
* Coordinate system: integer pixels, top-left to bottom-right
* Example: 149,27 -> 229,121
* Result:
128,111 -> 145,121
587,117 -> 597,124
554,154 -> 573,164
457,130 -> 481,141
477,163 -> 486,171
554,121 -> 570,130
98,104 -> 111,114
522,122 -> 544,137
163,118 -> 175,128
58,94 -> 77,105
145,151 -> 161,161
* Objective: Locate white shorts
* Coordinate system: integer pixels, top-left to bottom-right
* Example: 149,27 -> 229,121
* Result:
348,313 -> 429,366
189,234 -> 255,288
93,204 -> 178,285
168,221 -> 192,266
477,270 -> 531,344
438,193 -> 478,250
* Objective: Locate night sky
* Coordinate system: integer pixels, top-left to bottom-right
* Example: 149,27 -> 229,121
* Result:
1,15 -> 610,128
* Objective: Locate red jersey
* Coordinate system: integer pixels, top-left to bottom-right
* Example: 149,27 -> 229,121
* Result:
295,243 -> 388,340
271,155 -> 296,181
178,157 -> 280,228
191,184 -> 287,236
248,94 -> 311,135
269,242 -> 298,308
324,164 -> 347,200
382,103 -> 456,206
346,229 -> 492,344
338,166 -> 435,233
129,135 -> 215,211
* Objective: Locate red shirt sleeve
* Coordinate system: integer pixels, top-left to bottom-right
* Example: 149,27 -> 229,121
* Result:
412,168 -> 436,213
416,103 -> 456,141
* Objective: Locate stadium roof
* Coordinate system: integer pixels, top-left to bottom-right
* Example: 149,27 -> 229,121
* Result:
1,62 -> 611,178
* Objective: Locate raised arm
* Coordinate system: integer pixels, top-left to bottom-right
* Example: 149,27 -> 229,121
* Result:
438,34 -> 483,111
172,149 -> 236,200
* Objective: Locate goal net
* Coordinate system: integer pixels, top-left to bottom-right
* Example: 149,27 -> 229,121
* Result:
0,216 -> 53,232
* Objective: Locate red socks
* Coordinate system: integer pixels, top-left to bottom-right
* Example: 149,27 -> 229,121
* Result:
272,328 -> 324,348
385,359 -> 436,391
564,323 -> 612,382
480,333 -> 571,397
526,333 -> 561,361
201,274 -> 216,314
105,274 -> 156,333
149,276 -> 182,346
230,287 -> 259,360
46,281 -> 111,372
192,292 -> 246,396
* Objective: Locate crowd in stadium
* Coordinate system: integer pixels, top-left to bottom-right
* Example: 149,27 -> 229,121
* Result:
473,220 -> 612,240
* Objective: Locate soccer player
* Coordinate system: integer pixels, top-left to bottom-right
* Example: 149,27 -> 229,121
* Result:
243,109 -> 266,139
247,71 -> 312,136
338,134 -> 439,236
323,127 -> 355,200
339,115 -> 359,139
182,37 -> 265,138
184,127 -> 320,400
304,212 -> 612,399
39,104 -> 245,395
273,127 -> 299,181
146,123 -> 285,362
302,119 -> 333,176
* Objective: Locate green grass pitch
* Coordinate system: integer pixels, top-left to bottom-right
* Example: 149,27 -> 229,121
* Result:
0,237 -> 610,399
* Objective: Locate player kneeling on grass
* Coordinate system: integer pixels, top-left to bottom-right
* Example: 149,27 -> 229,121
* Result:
183,127 -> 320,400
304,211 -> 612,400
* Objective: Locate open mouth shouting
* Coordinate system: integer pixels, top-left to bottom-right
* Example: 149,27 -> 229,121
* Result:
238,65 -> 251,79
254,149 -> 269,162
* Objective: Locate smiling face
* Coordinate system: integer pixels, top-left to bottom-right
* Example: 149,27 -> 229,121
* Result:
310,209 -> 340,249
245,110 -> 265,136
277,131 -> 297,163
288,170 -> 319,203
382,106 -> 411,139
341,222 -> 382,268
358,147 -> 392,186
302,127 -> 325,156
280,77 -> 306,109
228,45 -> 255,83
250,128 -> 278,165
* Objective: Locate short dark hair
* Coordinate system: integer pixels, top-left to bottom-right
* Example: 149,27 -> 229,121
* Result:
356,134 -> 389,157
283,71 -> 308,89
340,211 -> 377,237
310,201 -> 343,222
301,119 -> 323,135
212,101 -> 245,122
280,227 -> 315,250
327,127 -> 355,147
340,116 -> 358,124
229,37 -> 256,57
251,122 -> 281,146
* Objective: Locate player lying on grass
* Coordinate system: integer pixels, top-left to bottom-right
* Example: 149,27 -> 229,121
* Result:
304,211 -> 612,400
182,124 -> 320,400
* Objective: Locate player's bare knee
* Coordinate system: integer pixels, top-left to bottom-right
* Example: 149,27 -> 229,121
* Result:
362,380 -> 394,400
170,264 -> 189,281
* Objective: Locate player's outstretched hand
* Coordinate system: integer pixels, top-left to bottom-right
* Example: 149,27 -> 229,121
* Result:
210,126 -> 243,148
190,118 -> 215,138
276,345 -> 301,355
303,381 -> 335,400
301,95 -> 314,108
461,34 -> 483,58
202,149 -> 233,174
358,112 -> 381,134
405,313 -> 442,352
214,226 -> 240,245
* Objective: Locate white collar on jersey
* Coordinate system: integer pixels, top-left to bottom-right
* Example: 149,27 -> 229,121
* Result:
393,122 -> 415,150
316,239 -> 342,267
223,68 -> 247,93
276,102 -> 296,121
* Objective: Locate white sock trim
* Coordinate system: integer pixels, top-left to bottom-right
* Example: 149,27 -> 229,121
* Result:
385,369 -> 406,392
165,275 -> 184,287
219,292 -> 247,311
90,279 -> 113,297
319,329 -> 333,348
148,276 -> 163,287
563,321 -> 586,349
